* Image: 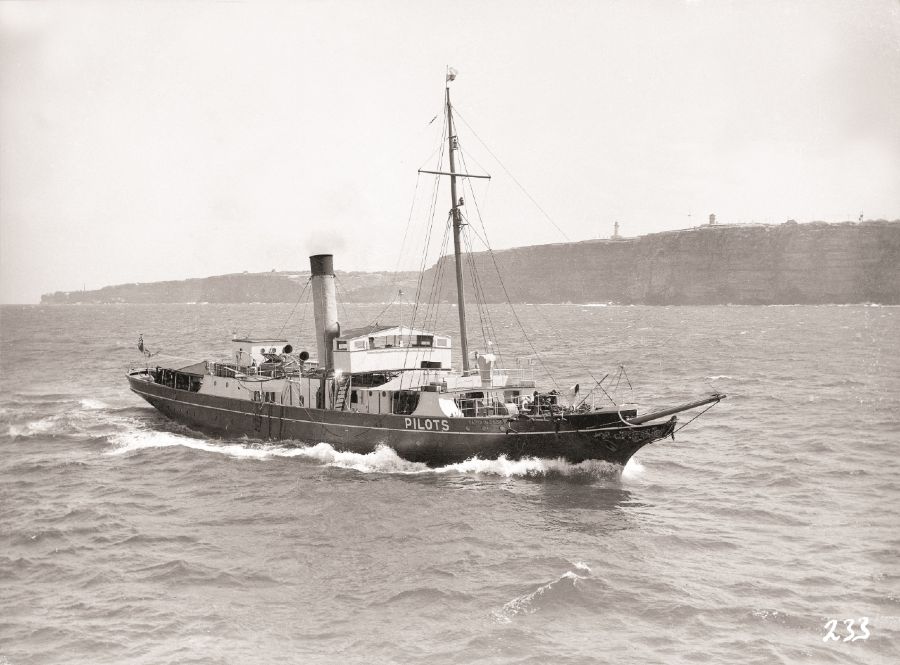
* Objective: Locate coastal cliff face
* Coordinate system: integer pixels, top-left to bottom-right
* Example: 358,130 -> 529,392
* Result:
424,220 -> 900,305
41,271 -> 420,305
41,221 -> 900,305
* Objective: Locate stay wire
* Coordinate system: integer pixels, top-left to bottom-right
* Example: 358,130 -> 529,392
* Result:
462,224 -> 502,363
453,107 -> 570,242
455,146 -> 557,389
277,277 -> 311,339
462,230 -> 491,354
674,400 -> 719,433
457,151 -> 502,360
406,111 -> 448,335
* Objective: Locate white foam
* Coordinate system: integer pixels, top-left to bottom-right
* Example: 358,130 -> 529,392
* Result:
286,442 -> 430,473
7,417 -> 56,438
106,430 -> 281,459
104,435 -> 625,479
493,563 -> 591,623
433,455 -> 621,478
79,398 -> 109,410
621,457 -> 645,480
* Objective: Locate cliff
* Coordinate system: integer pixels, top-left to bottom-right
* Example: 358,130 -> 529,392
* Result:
422,219 -> 900,305
42,271 -> 420,305
41,220 -> 900,305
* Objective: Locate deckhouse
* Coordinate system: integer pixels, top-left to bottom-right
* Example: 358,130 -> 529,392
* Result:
231,337 -> 291,367
333,325 -> 451,374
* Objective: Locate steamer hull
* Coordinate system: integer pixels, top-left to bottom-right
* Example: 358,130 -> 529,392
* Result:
128,374 -> 676,467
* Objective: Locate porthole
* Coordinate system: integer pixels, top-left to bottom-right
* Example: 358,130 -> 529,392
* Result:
381,391 -> 386,397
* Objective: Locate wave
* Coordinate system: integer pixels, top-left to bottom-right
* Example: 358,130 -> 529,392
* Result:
5,399 -> 139,440
105,433 -> 630,480
493,562 -> 594,623
79,398 -> 109,410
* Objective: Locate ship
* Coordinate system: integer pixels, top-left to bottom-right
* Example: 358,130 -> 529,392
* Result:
127,73 -> 725,467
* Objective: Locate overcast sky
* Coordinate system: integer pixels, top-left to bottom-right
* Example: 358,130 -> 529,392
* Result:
1,0 -> 898,304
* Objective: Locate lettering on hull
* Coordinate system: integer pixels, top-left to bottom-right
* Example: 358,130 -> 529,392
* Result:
404,417 -> 450,432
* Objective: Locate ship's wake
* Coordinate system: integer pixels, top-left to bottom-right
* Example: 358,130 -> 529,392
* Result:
492,562 -> 595,623
106,428 -> 635,480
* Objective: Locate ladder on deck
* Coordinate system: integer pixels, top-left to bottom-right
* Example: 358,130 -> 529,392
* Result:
334,375 -> 351,411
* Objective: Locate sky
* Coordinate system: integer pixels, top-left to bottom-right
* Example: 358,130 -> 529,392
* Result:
1,0 -> 899,304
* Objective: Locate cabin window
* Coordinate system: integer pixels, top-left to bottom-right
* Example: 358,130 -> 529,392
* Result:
252,391 -> 262,402
351,390 -> 358,404
421,360 -> 442,369
264,392 -> 276,403
434,338 -> 449,348
336,340 -> 348,351
415,335 -> 433,347
353,340 -> 366,350
393,391 -> 420,415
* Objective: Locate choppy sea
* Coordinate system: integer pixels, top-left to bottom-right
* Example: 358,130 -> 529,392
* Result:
1,303 -> 898,664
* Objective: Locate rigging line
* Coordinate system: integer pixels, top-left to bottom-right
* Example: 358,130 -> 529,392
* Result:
368,289 -> 400,328
457,152 -> 503,359
407,113 -> 448,332
407,111 -> 450,334
403,215 -> 451,369
294,290 -> 312,347
460,143 -> 608,399
421,217 -> 446,325
332,275 -> 353,324
462,226 -> 502,362
392,173 -> 423,278
432,221 -> 452,328
674,400 -> 719,433
452,107 -> 570,241
422,216 -> 452,331
278,277 -> 311,339
620,365 -> 634,401
453,173 -> 556,389
524,302 -> 616,405
480,248 -> 559,391
462,231 -> 491,353
405,191 -> 443,335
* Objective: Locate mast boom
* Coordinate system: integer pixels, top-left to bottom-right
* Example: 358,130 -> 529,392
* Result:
418,169 -> 491,179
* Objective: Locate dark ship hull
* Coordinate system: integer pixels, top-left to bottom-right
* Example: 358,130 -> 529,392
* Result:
128,373 -> 676,467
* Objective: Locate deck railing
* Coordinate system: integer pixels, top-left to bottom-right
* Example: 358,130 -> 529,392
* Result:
485,366 -> 535,387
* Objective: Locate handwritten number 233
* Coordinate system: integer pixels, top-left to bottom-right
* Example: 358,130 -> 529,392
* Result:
823,617 -> 870,642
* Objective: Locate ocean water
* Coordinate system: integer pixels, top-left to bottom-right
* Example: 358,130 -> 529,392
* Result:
1,303 -> 898,665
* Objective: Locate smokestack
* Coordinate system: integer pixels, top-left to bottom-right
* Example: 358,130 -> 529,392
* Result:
309,254 -> 340,372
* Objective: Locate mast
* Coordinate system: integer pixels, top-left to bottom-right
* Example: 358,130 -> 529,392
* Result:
446,78 -> 470,373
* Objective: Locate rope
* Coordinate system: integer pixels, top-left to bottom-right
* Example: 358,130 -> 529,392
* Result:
674,401 -> 720,433
277,277 -> 311,339
449,143 -> 558,388
453,107 -> 570,242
